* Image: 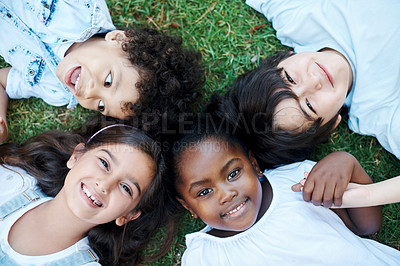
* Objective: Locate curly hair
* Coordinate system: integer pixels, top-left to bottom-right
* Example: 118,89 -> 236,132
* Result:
213,51 -> 340,169
0,127 -> 177,265
118,26 -> 205,137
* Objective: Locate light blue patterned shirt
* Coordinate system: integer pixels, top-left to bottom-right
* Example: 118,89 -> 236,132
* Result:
0,0 -> 115,108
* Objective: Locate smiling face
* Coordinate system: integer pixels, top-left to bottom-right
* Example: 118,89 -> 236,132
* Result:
61,143 -> 155,226
175,138 -> 263,233
56,30 -> 140,119
274,49 -> 352,131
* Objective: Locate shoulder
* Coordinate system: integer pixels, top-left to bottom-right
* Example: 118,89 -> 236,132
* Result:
0,165 -> 37,203
263,160 -> 315,185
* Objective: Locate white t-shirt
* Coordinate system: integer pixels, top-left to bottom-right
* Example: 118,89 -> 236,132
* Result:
182,161 -> 400,265
246,0 -> 400,158
0,165 -> 100,266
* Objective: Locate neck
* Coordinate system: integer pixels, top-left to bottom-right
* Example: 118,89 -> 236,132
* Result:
34,195 -> 94,245
8,195 -> 96,255
257,177 -> 273,220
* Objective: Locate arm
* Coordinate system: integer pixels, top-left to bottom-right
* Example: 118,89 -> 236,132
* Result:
292,151 -> 382,235
0,67 -> 10,143
337,176 -> 400,208
328,154 -> 382,236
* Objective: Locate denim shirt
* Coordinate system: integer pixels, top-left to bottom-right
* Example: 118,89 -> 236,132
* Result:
0,0 -> 115,108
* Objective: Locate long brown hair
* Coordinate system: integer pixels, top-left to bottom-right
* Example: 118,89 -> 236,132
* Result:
0,127 -> 176,265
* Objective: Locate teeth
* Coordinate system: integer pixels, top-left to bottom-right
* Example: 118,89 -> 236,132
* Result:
82,185 -> 102,207
227,201 -> 245,215
74,74 -> 80,92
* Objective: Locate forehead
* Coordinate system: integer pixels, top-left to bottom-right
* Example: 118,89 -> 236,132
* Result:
273,99 -> 313,131
177,139 -> 242,180
95,144 -> 155,182
277,51 -> 314,67
109,66 -> 141,119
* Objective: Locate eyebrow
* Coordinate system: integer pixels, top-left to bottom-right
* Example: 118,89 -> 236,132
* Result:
188,158 -> 240,194
100,149 -> 117,164
220,158 -> 240,174
296,101 -> 314,121
280,69 -> 318,119
189,178 -> 212,194
100,149 -> 142,195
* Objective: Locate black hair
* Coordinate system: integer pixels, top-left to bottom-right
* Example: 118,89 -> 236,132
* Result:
166,110 -> 249,192
0,126 -> 176,265
117,26 -> 205,138
222,51 -> 340,169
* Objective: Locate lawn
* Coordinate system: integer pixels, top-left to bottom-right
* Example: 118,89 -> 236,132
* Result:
1,0 -> 399,265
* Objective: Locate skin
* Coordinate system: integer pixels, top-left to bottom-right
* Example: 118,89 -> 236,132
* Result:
274,49 -> 353,131
337,176 -> 400,208
176,138 -> 272,237
0,67 -> 10,143
8,143 -> 155,255
56,30 -> 140,119
291,151 -> 382,235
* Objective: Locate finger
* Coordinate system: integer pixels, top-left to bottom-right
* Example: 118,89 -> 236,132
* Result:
309,180 -> 325,206
292,183 -> 303,192
333,184 -> 345,207
302,178 -> 315,202
322,183 -> 335,208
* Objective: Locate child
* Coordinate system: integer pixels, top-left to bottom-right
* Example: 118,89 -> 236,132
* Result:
168,117 -> 400,265
225,0 -> 400,166
0,124 -> 175,265
0,0 -> 204,142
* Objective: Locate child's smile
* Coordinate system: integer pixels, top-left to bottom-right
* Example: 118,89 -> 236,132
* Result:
81,182 -> 103,208
176,139 -> 263,235
65,66 -> 81,95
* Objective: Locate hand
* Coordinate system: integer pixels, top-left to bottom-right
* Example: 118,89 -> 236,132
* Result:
292,152 -> 355,207
0,117 -> 8,143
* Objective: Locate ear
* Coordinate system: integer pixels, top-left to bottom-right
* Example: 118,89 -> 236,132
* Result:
105,30 -> 127,43
176,197 -> 198,218
115,210 -> 142,226
333,114 -> 342,129
66,143 -> 86,169
248,151 -> 262,176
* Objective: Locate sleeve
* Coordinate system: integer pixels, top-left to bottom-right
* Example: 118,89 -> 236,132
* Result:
6,67 -> 72,107
0,166 -> 37,203
82,262 -> 101,266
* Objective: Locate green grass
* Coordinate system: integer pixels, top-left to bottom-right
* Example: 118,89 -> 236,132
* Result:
2,0 -> 399,265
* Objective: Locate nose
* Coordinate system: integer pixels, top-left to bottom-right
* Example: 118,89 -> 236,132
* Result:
95,176 -> 113,194
297,71 -> 322,96
218,185 -> 237,205
84,79 -> 99,99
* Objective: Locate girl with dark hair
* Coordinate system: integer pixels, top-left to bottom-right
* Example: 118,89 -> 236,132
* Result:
0,124 -> 175,265
167,116 -> 400,265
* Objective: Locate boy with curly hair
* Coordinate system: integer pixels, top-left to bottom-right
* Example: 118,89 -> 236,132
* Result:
0,0 -> 204,141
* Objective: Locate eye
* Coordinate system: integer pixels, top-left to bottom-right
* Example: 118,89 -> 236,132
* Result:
98,100 -> 105,112
100,158 -> 109,171
284,71 -> 296,84
306,98 -> 316,114
228,169 -> 240,181
198,188 -> 212,197
104,73 -> 112,87
121,183 -> 132,196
